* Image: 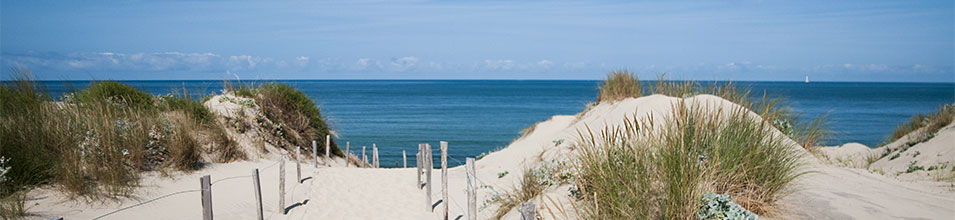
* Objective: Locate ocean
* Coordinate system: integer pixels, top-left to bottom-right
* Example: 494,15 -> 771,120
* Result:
33,80 -> 955,167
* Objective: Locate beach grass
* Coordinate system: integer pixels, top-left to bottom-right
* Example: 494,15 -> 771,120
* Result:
594,71 -> 830,150
596,70 -> 642,103
220,82 -> 342,156
568,71 -> 816,218
0,69 -> 215,199
0,67 -> 262,201
888,104 -> 954,144
0,191 -> 26,220
575,101 -> 804,219
493,167 -> 546,220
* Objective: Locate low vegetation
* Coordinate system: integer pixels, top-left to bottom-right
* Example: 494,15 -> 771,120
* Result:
553,70 -> 818,219
866,104 -> 954,166
0,67 -> 336,218
0,69 -> 227,202
887,104 -> 954,144
575,101 -> 804,219
484,70 -> 824,219
595,70 -> 830,151
596,70 -> 642,103
224,83 -> 341,156
491,160 -> 574,220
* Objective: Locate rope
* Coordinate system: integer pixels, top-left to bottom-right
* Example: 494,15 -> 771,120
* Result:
89,160 -> 284,220
260,160 -> 282,172
89,189 -> 201,220
211,175 -> 252,185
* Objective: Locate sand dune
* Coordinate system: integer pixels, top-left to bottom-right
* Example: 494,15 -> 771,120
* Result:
22,94 -> 955,219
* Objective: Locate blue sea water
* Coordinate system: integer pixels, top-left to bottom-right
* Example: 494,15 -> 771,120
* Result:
31,80 -> 955,167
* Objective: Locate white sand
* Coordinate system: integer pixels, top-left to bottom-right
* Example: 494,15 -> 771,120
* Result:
22,94 -> 955,219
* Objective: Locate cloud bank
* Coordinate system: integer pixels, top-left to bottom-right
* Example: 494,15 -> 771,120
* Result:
1,51 -> 951,82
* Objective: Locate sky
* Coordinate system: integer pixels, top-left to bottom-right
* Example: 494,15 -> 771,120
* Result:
1,0 -> 953,82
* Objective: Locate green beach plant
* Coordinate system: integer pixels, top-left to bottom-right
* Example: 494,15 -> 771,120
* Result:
575,100 -> 804,219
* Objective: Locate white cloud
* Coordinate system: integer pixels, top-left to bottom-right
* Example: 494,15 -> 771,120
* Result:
536,59 -> 553,68
390,56 -> 419,70
484,59 -> 515,70
356,58 -> 381,69
295,56 -> 310,66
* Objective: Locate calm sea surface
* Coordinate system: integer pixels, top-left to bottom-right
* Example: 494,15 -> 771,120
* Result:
32,80 -> 955,167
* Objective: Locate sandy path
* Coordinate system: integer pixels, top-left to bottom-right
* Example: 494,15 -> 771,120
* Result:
303,167 -> 475,220
778,166 -> 955,220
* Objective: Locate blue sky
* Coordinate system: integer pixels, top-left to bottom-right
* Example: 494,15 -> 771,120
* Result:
1,0 -> 953,82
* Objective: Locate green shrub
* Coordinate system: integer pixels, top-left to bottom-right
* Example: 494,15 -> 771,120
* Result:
255,83 -> 340,156
158,94 -> 214,124
906,161 -> 925,173
75,81 -> 154,109
697,192 -> 758,220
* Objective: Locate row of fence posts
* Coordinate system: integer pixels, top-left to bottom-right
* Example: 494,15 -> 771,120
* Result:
414,142 -> 483,220
198,137 -> 525,220
199,135 -> 336,220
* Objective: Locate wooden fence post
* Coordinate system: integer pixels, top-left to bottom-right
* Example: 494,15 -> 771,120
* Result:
403,150 -> 407,168
200,175 -> 213,220
440,141 -> 448,220
426,143 -> 433,212
312,140 -> 318,168
325,134 -> 331,165
466,157 -> 476,220
373,144 -> 379,168
296,147 -> 302,183
362,146 -> 367,168
252,169 -> 263,220
279,156 -> 286,215
520,202 -> 536,220
417,144 -> 423,189
345,142 -> 350,168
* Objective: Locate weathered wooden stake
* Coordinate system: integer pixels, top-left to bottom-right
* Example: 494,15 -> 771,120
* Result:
466,157 -> 477,220
312,140 -> 318,168
345,142 -> 350,168
296,147 -> 302,183
200,175 -> 213,220
362,146 -> 367,168
279,156 -> 286,215
426,143 -> 433,212
403,150 -> 407,168
440,141 -> 449,220
417,144 -> 423,189
252,169 -> 264,220
520,202 -> 536,220
325,134 -> 331,165
372,144 -> 379,168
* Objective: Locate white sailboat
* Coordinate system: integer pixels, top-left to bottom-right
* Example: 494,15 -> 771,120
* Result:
805,75 -> 809,83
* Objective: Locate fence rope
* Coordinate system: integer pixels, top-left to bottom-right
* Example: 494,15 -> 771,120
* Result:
87,159 -> 285,220
88,189 -> 201,220
211,175 -> 252,185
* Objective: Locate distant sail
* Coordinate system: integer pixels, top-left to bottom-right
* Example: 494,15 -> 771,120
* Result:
805,75 -> 809,83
